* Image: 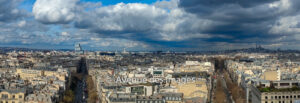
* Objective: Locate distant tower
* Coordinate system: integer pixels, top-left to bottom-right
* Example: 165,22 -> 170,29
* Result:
123,48 -> 126,53
75,43 -> 84,54
122,48 -> 128,54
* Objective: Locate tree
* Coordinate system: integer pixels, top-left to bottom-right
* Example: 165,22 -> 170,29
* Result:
63,90 -> 74,103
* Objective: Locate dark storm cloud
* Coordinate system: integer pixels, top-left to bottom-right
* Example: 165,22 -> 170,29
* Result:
179,0 -> 278,10
73,2 -> 213,42
72,0 -> 296,50
178,0 -> 278,25
20,0 -> 300,50
178,0 -> 300,45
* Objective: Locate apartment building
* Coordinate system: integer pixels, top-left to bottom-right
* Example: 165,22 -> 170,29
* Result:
0,89 -> 25,103
251,81 -> 300,103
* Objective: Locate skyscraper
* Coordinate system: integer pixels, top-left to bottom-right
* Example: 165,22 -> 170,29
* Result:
75,43 -> 83,54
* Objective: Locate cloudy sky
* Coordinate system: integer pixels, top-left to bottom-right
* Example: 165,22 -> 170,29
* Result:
0,0 -> 300,51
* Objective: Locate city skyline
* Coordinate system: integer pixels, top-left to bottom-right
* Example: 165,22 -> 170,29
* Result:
1,0 -> 300,51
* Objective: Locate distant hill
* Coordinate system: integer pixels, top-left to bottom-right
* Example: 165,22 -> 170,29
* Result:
0,47 -> 73,53
0,46 -> 299,54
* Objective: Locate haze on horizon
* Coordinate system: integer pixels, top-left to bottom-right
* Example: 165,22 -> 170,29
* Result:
0,0 -> 300,51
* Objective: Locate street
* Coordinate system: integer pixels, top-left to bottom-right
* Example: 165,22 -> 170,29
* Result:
74,58 -> 88,103
220,74 -> 234,103
75,77 -> 88,103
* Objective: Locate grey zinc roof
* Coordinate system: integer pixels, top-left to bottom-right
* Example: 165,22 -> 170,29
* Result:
0,88 -> 25,94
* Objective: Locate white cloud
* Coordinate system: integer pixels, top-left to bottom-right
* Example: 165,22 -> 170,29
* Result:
18,20 -> 26,27
88,37 -> 148,49
61,32 -> 70,36
14,0 -> 300,50
75,2 -> 217,42
33,0 -> 78,24
154,0 -> 179,9
269,15 -> 300,35
88,3 -> 167,31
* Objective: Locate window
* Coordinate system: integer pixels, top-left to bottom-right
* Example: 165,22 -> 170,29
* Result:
298,95 -> 300,98
19,95 -> 22,99
265,96 -> 268,99
275,96 -> 277,99
294,95 -> 296,98
265,101 -> 268,103
286,96 -> 288,98
279,101 -> 281,103
290,96 -> 292,98
283,96 -> 285,98
1,94 -> 8,99
279,96 -> 281,99
12,95 -> 15,99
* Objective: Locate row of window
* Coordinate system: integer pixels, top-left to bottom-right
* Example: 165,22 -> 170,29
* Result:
265,100 -> 293,103
265,95 -> 300,99
165,97 -> 181,101
137,101 -> 162,103
0,101 -> 22,103
1,94 -> 23,99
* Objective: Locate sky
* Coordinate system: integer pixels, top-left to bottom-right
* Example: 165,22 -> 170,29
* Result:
0,0 -> 300,51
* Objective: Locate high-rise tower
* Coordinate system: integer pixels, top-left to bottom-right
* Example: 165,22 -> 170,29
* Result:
75,43 -> 84,54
